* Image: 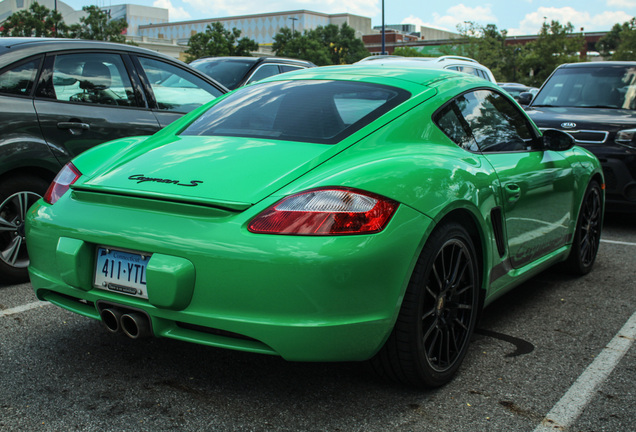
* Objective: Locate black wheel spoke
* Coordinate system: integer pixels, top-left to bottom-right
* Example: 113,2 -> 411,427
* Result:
0,191 -> 41,268
421,236 -> 477,373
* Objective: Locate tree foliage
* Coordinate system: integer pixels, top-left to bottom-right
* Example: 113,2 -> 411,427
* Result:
454,22 -> 516,82
68,6 -> 127,43
185,22 -> 259,62
391,46 -> 425,57
0,3 -> 127,42
598,18 -> 636,60
453,20 -> 583,86
273,24 -> 368,66
517,20 -> 584,87
0,2 -> 67,37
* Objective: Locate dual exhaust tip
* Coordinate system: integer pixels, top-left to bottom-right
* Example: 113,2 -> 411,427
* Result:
100,307 -> 151,339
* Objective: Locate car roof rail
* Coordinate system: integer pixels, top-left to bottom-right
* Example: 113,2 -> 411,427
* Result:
435,56 -> 479,64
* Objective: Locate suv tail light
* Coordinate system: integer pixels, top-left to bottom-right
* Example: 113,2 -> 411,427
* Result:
44,163 -> 81,205
248,187 -> 398,235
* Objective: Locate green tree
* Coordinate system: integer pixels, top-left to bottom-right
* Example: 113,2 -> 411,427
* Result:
273,23 -> 368,66
517,20 -> 584,87
0,1 -> 67,37
310,24 -> 369,65
453,22 -> 516,82
184,22 -> 259,62
272,27 -> 332,65
598,18 -> 636,60
68,6 -> 127,43
392,46 -> 426,57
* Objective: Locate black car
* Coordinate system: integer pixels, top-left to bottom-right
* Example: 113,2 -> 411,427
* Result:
189,56 -> 316,90
0,37 -> 228,283
525,62 -> 636,212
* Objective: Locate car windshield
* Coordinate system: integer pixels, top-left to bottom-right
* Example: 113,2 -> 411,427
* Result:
532,65 -> 636,109
190,59 -> 256,90
181,80 -> 410,144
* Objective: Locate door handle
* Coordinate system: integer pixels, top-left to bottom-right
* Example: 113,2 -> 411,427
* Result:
57,122 -> 90,135
504,183 -> 521,202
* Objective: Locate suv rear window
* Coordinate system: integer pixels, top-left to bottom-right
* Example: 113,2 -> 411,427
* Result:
533,65 -> 636,109
181,80 -> 410,144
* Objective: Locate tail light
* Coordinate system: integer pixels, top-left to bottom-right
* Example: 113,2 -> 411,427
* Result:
44,162 -> 81,205
248,187 -> 398,235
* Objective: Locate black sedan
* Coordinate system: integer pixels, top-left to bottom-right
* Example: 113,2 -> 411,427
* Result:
0,37 -> 227,284
525,62 -> 636,212
189,56 -> 316,90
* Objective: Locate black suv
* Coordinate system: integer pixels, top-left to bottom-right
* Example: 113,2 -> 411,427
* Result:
190,56 -> 316,90
0,38 -> 228,283
525,62 -> 636,212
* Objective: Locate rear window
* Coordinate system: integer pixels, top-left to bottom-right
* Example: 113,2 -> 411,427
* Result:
533,65 -> 636,109
181,80 -> 410,144
190,58 -> 256,90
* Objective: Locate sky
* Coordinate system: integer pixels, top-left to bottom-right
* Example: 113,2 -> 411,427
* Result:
61,0 -> 636,36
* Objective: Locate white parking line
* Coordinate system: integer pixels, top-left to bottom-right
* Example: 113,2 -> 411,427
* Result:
601,239 -> 636,246
0,301 -> 51,317
533,311 -> 636,432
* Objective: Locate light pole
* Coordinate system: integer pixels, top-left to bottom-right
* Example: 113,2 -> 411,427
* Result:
289,17 -> 298,37
381,0 -> 386,55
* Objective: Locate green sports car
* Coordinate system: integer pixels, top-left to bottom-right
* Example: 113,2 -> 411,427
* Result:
26,65 -> 604,387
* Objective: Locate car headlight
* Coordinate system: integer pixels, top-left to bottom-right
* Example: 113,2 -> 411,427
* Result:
615,128 -> 636,149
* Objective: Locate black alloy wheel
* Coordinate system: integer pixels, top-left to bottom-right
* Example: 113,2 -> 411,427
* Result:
565,180 -> 603,275
0,176 -> 49,284
371,222 -> 480,387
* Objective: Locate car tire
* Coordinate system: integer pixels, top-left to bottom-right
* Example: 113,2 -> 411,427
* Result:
370,222 -> 480,387
0,175 -> 50,284
564,180 -> 603,275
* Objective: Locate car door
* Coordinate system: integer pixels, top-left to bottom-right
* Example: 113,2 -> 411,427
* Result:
436,89 -> 576,268
33,51 -> 161,164
133,55 -> 225,128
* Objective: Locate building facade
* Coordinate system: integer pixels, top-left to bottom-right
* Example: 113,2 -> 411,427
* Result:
137,10 -> 372,46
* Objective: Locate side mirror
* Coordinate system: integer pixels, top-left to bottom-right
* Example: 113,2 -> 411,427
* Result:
518,92 -> 533,106
542,129 -> 575,151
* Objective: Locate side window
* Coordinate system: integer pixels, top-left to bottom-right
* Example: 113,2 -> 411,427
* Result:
48,53 -> 137,107
435,90 -> 536,153
435,103 -> 479,152
457,90 -> 535,152
0,58 -> 40,96
137,56 -> 223,113
280,65 -> 304,73
246,64 -> 282,85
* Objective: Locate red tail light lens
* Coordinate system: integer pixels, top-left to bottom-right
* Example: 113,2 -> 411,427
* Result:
43,163 -> 81,205
248,188 -> 399,235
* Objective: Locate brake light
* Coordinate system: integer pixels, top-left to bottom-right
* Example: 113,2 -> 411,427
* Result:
44,163 -> 81,205
248,187 -> 398,235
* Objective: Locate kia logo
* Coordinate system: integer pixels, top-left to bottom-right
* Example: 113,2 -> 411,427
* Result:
561,122 -> 577,129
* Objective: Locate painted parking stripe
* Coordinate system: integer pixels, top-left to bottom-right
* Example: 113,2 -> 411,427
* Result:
601,239 -> 636,246
533,311 -> 636,432
0,301 -> 51,317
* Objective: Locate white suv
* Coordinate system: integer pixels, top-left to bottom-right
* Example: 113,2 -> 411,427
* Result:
356,55 -> 496,82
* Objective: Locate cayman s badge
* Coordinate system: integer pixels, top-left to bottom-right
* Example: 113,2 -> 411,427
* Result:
561,122 -> 577,129
128,174 -> 203,187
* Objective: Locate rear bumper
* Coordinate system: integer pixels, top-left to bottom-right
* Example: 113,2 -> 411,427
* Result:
26,194 -> 433,361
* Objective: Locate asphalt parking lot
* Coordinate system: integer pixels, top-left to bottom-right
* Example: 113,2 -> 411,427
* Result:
1,212 -> 634,432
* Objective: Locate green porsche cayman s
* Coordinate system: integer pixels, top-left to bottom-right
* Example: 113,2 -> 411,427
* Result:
25,65 -> 604,387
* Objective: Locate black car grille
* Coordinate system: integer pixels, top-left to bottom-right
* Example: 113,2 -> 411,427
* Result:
564,130 -> 609,144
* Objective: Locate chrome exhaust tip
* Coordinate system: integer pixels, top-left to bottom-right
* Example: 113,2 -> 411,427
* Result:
100,308 -> 123,334
120,312 -> 151,339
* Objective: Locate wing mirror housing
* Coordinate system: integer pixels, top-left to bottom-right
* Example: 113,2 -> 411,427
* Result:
518,92 -> 533,106
542,129 -> 575,151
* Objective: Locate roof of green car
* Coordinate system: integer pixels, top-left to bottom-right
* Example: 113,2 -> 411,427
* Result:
260,63 -> 487,89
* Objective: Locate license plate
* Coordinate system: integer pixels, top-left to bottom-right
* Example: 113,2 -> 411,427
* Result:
94,247 -> 150,299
